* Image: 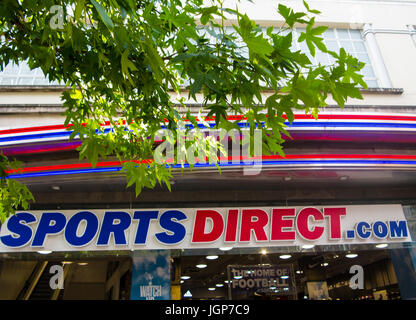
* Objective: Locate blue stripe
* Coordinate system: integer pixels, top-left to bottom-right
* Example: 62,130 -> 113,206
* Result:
0,128 -> 113,143
7,167 -> 122,179
0,131 -> 73,143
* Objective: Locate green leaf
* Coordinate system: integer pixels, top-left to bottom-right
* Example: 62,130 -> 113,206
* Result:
303,0 -> 321,14
75,0 -> 85,20
200,6 -> 217,25
91,0 -> 114,30
121,49 -> 137,85
277,4 -> 291,21
246,35 -> 274,56
311,26 -> 328,36
142,37 -> 164,82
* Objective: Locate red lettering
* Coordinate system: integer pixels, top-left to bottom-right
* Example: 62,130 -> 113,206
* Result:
225,209 -> 239,242
271,208 -> 296,241
240,209 -> 269,242
192,210 -> 224,243
296,207 -> 324,241
324,207 -> 346,239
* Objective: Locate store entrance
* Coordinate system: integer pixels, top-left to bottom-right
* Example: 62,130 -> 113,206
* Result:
0,254 -> 132,300
176,248 -> 401,300
0,247 -> 407,300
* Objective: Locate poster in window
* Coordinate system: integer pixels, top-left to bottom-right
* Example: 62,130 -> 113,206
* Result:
130,250 -> 171,300
307,281 -> 330,300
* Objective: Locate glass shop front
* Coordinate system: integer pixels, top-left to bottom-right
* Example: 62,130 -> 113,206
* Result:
0,204 -> 415,300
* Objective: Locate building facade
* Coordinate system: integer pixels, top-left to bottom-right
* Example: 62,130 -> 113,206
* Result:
0,0 -> 416,300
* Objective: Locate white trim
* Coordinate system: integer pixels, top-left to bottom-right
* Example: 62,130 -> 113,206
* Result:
363,28 -> 416,36
362,24 -> 392,88
317,0 -> 416,6
408,25 -> 416,47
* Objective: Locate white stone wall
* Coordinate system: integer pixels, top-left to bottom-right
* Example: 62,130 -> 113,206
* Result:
1,0 -> 416,128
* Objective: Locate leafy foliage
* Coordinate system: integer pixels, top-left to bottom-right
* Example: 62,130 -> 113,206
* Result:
0,154 -> 35,222
0,0 -> 366,221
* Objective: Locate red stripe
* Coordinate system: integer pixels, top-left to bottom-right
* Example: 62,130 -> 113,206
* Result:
6,159 -> 153,174
0,124 -> 73,135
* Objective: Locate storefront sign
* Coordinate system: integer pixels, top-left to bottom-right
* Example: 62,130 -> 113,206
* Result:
227,264 -> 296,299
0,204 -> 411,252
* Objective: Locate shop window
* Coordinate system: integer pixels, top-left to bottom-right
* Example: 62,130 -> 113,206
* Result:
0,27 -> 377,88
176,247 -> 403,300
0,60 -> 60,86
195,26 -> 379,89
291,28 -> 379,88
